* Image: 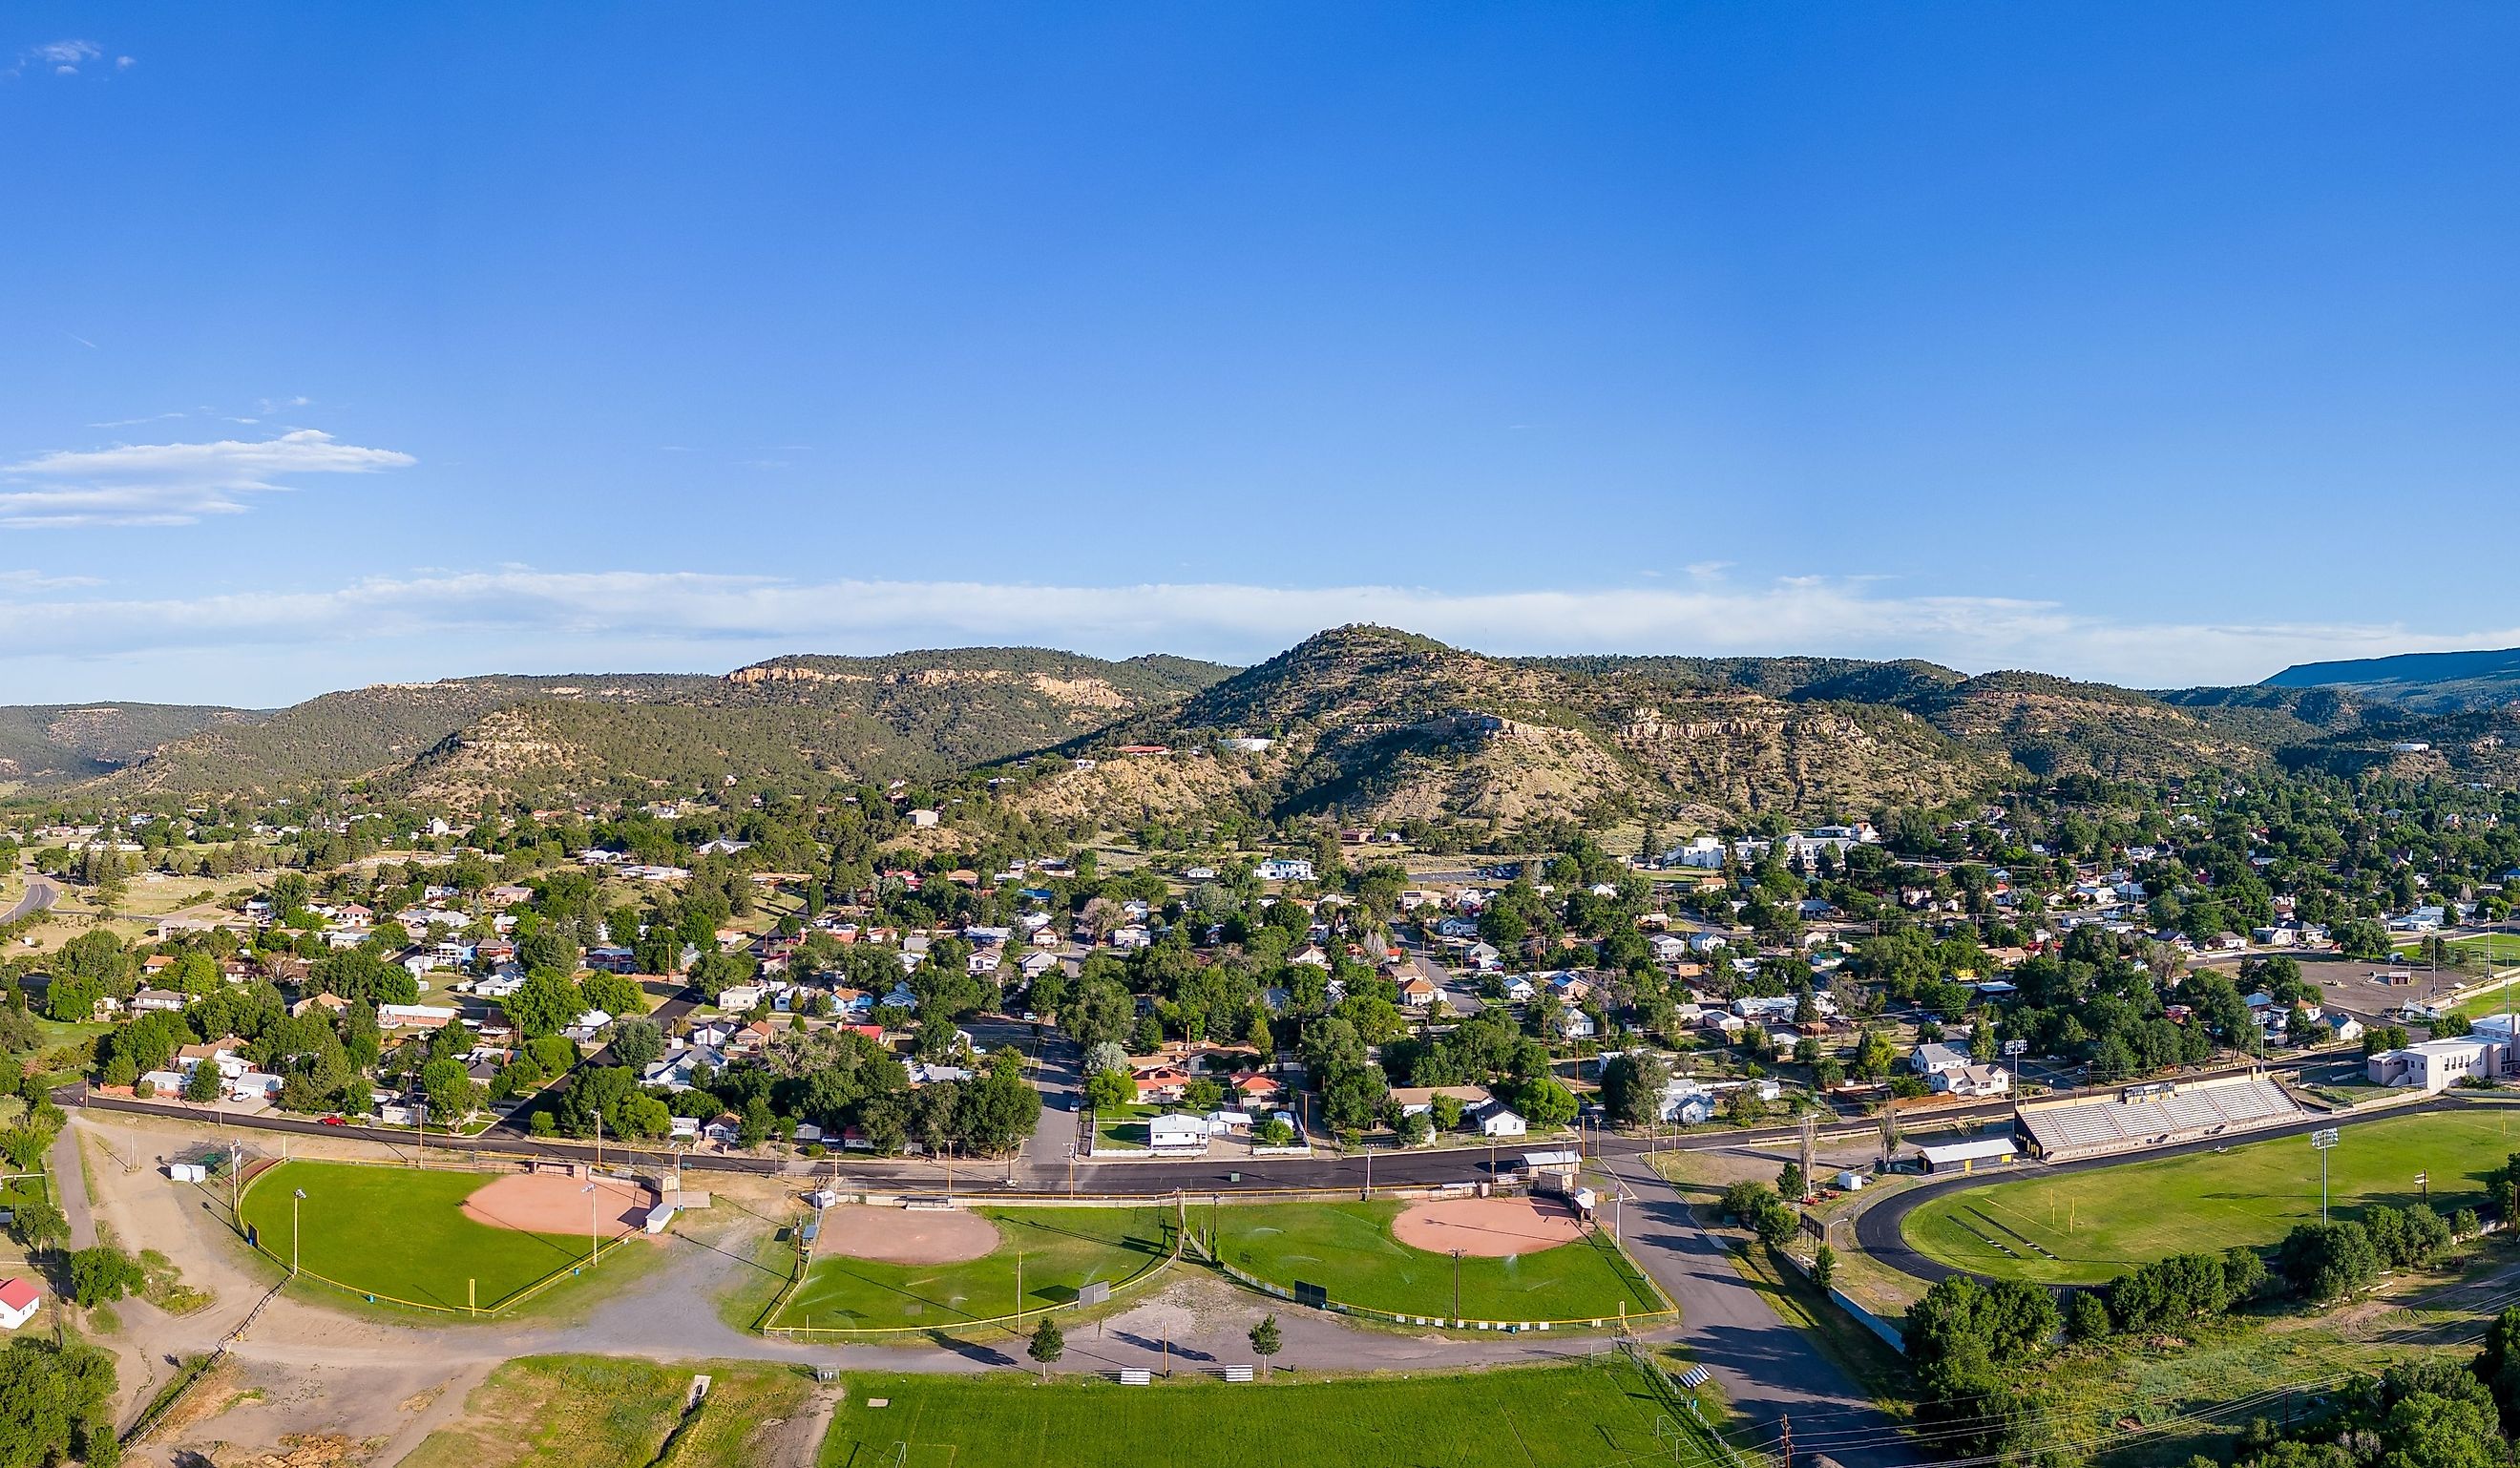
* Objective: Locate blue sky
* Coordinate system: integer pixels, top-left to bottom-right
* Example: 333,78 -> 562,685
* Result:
7,4 -> 2520,705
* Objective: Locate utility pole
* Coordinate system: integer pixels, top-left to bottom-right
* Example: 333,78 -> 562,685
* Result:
1779,1413 -> 1793,1468
1452,1247 -> 1462,1322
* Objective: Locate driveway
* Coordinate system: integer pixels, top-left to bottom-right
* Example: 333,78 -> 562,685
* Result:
1602,1152 -> 1921,1468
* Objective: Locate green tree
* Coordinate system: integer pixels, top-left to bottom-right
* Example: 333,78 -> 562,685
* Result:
182,1064 -> 221,1103
1249,1312 -> 1282,1377
68,1245 -> 143,1309
1084,1069 -> 1133,1112
1514,1077 -> 1579,1129
1027,1315 -> 1064,1380
1812,1244 -> 1837,1291
505,969 -> 584,1039
5,1201 -> 68,1258
1598,1052 -> 1670,1127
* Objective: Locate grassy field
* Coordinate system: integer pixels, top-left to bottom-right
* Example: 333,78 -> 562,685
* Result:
1208,1199 -> 1664,1323
1903,1100 -> 2520,1285
405,1355 -> 816,1468
240,1160 -> 621,1311
821,1358 -> 1698,1468
773,1206 -> 1170,1332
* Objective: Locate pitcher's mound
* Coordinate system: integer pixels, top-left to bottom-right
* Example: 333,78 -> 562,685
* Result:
820,1206 -> 1001,1265
1393,1196 -> 1586,1257
462,1174 -> 658,1235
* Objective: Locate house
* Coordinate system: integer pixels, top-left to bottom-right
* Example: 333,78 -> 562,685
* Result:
1560,1010 -> 1599,1040
379,1004 -> 459,1031
906,808 -> 940,828
1230,1071 -> 1285,1105
1146,1113 -> 1209,1152
1131,1065 -> 1192,1103
1662,835 -> 1728,870
1648,933 -> 1691,964
1929,1064 -> 2012,1099
1256,857 -> 1315,883
1910,1042 -> 1972,1078
2323,1014 -> 2366,1044
1397,975 -> 1441,1008
1388,1084 -> 1490,1118
130,988 -> 185,1014
0,1278 -> 38,1331
1474,1101 -> 1527,1137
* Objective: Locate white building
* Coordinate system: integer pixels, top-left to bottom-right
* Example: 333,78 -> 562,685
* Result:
2367,1036 -> 2506,1093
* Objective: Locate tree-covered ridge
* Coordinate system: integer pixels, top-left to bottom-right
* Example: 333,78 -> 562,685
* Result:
0,702 -> 262,787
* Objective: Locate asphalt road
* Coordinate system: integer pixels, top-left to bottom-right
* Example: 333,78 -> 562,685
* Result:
1603,1150 -> 1921,1468
1,876 -> 58,926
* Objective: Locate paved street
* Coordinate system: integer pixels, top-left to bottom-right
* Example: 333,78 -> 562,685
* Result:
1602,1152 -> 1918,1468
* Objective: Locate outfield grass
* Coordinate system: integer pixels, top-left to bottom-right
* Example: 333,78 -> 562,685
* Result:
820,1359 -> 1693,1468
405,1355 -> 814,1468
240,1160 -> 617,1311
1903,1100 -> 2520,1284
773,1206 -> 1169,1332
1208,1199 -> 1664,1323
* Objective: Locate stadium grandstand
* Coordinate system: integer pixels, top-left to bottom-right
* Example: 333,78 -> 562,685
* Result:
2017,1075 -> 2305,1163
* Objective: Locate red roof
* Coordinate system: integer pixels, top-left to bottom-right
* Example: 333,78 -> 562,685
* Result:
0,1278 -> 39,1313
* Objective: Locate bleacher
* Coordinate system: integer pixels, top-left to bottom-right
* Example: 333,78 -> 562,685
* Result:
2020,1078 -> 2304,1162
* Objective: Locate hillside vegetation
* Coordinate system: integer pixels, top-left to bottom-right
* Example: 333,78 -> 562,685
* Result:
0,703 -> 262,789
22,625 -> 2520,828
79,649 -> 1229,806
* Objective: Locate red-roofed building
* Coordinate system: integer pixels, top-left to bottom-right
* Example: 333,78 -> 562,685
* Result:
0,1277 -> 39,1331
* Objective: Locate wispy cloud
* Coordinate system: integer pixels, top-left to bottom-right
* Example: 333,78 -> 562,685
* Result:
0,567 -> 2509,694
12,39 -> 101,77
0,429 -> 416,528
0,571 -> 102,592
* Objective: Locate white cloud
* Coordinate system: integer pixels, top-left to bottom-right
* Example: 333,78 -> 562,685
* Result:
0,429 -> 415,528
0,571 -> 101,592
0,567 -> 2511,703
15,39 -> 100,76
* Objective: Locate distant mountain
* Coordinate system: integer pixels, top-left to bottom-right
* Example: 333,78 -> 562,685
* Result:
0,703 -> 263,790
87,650 -> 1233,803
98,675 -> 717,797
1020,626 -> 2008,830
2263,646 -> 2520,713
32,627 -> 2519,824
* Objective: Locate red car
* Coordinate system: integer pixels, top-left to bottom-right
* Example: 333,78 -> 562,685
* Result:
318,1116 -> 347,1126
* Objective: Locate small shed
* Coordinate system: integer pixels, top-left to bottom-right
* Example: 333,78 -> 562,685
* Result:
1914,1137 -> 2019,1175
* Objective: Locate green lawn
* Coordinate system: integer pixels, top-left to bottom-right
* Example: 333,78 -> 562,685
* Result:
1208,1199 -> 1664,1324
773,1207 -> 1169,1332
1903,1100 -> 2520,1285
405,1355 -> 814,1468
820,1359 -> 1696,1468
240,1160 -> 619,1311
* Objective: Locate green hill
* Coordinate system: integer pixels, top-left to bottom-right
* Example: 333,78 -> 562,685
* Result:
0,703 -> 264,789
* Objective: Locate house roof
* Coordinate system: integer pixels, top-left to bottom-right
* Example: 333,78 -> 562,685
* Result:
0,1278 -> 38,1312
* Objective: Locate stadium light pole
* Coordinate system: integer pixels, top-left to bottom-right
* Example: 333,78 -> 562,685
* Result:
582,1182 -> 601,1269
2003,1038 -> 2027,1119
2311,1128 -> 2340,1224
291,1188 -> 306,1277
